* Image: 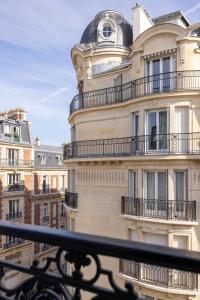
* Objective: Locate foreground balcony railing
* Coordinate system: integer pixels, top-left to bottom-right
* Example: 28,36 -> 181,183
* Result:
121,197 -> 196,222
70,70 -> 200,115
0,159 -> 33,167
64,132 -> 200,159
0,221 -> 199,299
119,259 -> 198,290
65,190 -> 78,209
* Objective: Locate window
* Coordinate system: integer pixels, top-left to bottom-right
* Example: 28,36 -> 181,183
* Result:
42,203 -> 49,222
4,124 -> 12,135
42,175 -> 49,194
146,110 -> 168,151
175,171 -> 187,213
56,155 -> 63,165
146,56 -> 175,93
40,154 -> 46,165
6,149 -> 19,166
144,171 -> 167,214
60,201 -> 65,217
132,113 -> 139,152
102,24 -> 112,37
7,174 -> 20,190
7,199 -> 21,220
128,170 -> 137,198
59,175 -> 65,192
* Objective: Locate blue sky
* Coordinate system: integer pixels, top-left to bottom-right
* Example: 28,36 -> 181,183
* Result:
0,0 -> 199,145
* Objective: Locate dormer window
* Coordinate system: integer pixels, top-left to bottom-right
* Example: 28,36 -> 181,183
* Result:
5,125 -> 12,136
103,24 -> 112,37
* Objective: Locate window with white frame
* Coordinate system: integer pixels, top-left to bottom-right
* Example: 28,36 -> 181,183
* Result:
6,149 -> 19,166
128,170 -> 138,198
42,203 -> 49,222
7,199 -> 21,219
4,124 -> 12,135
146,109 -> 168,151
40,154 -> 46,165
42,175 -> 49,193
8,174 -> 20,185
146,55 -> 175,93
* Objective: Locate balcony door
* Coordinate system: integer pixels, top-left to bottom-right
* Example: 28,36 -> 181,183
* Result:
174,107 -> 188,153
146,110 -> 168,153
175,171 -> 187,217
132,113 -> 139,153
145,171 -> 167,218
146,56 -> 173,93
7,149 -> 18,166
128,171 -> 138,215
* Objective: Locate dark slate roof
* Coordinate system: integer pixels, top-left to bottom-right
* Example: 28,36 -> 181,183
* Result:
34,144 -> 65,169
21,121 -> 31,144
192,26 -> 200,37
80,10 -> 133,47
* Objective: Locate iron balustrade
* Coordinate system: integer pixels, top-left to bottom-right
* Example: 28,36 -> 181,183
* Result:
3,184 -> 24,193
119,259 -> 198,290
65,191 -> 78,209
70,70 -> 200,115
3,237 -> 24,249
64,132 -> 200,159
6,211 -> 22,220
0,221 -> 199,299
0,159 -> 33,167
121,197 -> 196,221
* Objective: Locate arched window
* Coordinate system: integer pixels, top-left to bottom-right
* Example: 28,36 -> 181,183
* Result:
102,24 -> 112,37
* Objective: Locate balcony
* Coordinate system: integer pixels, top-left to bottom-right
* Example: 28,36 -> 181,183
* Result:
0,221 -> 199,299
119,259 -> 198,291
65,191 -> 78,209
121,197 -> 196,222
42,215 -> 50,223
6,211 -> 22,221
64,132 -> 200,159
3,184 -> 24,193
0,159 -> 33,168
70,70 -> 200,115
3,237 -> 24,249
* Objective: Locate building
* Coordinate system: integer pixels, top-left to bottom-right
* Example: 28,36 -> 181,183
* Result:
0,108 -> 67,287
64,5 -> 200,300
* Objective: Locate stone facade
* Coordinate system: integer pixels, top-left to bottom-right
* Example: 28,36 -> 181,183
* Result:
65,5 -> 200,300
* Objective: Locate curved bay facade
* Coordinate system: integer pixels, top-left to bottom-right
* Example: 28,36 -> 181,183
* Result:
64,5 -> 200,300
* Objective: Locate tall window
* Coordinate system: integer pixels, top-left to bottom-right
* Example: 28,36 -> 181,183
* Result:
42,203 -> 49,222
146,56 -> 174,93
8,174 -> 20,185
128,171 -> 137,199
147,110 -> 168,151
132,113 -> 139,152
6,149 -> 19,166
42,175 -> 49,194
7,199 -> 21,220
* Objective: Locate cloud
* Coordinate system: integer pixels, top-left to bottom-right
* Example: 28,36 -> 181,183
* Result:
184,2 -> 200,15
41,86 -> 69,103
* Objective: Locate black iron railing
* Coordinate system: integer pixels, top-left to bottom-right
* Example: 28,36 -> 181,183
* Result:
0,221 -> 199,299
64,132 -> 200,159
0,159 -> 33,167
65,191 -> 78,209
6,211 -> 22,220
3,236 -> 24,249
119,259 -> 198,290
121,197 -> 196,221
70,70 -> 200,115
3,184 -> 24,193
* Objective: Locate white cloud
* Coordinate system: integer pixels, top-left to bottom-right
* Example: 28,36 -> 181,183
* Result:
184,2 -> 200,15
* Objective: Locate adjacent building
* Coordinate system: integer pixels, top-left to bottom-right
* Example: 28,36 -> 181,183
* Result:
0,108 -> 67,287
64,5 -> 200,300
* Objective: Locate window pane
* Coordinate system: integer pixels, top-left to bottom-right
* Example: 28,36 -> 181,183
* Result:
159,111 -> 167,150
148,112 -> 157,150
152,59 -> 160,92
163,57 -> 170,91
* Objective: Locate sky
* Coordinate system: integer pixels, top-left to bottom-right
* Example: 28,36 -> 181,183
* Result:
0,0 -> 199,146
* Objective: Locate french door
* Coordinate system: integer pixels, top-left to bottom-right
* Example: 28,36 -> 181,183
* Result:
132,113 -> 139,153
145,171 -> 167,218
146,56 -> 173,93
175,171 -> 187,217
146,110 -> 168,152
7,149 -> 18,166
128,171 -> 138,215
174,107 -> 188,153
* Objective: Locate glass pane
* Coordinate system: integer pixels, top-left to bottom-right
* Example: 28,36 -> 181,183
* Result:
159,111 -> 167,150
158,172 -> 167,212
163,57 -> 170,91
148,112 -> 157,150
176,171 -> 185,212
133,115 -> 139,152
153,59 -> 160,92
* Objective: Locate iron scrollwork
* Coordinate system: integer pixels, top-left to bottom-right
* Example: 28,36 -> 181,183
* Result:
0,247 -> 138,300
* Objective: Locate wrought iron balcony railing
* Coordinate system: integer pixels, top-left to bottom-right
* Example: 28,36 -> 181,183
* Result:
70,70 -> 200,115
0,221 -> 199,299
121,197 -> 196,222
64,132 -> 200,159
0,159 -> 33,167
3,237 -> 24,249
119,259 -> 198,290
3,184 -> 24,193
65,191 -> 78,209
6,211 -> 22,220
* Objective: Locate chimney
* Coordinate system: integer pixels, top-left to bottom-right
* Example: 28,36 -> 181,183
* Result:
7,107 -> 27,121
132,4 -> 153,42
34,137 -> 41,147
